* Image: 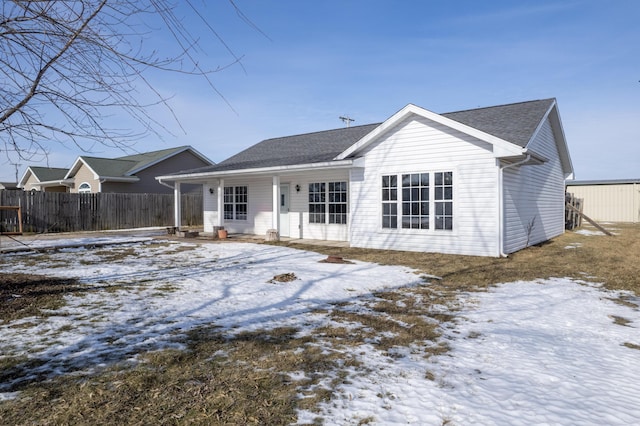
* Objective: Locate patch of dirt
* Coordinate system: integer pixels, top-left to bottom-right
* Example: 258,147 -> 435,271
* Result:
319,255 -> 354,264
0,273 -> 83,322
269,272 -> 297,283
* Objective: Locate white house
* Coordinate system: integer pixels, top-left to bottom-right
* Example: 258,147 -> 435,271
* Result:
157,99 -> 573,257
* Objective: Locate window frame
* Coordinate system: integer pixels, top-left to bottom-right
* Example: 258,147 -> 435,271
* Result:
308,182 -> 326,224
401,172 -> 430,230
379,171 -> 454,232
381,175 -> 398,229
78,182 -> 92,193
223,185 -> 248,221
328,181 -> 348,224
434,171 -> 453,230
308,181 -> 348,225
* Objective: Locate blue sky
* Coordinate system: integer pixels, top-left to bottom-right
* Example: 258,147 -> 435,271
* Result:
3,0 -> 639,183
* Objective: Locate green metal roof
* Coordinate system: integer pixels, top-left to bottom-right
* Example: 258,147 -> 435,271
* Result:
29,167 -> 69,181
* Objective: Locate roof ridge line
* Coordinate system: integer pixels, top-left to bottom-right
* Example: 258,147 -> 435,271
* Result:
263,122 -> 381,142
442,98 -> 555,115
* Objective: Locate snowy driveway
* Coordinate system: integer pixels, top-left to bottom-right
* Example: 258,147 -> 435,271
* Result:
1,237 -> 639,425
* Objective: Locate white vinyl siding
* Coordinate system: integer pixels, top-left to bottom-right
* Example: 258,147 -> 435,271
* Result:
350,115 -> 500,256
203,184 -> 217,232
502,118 -> 566,254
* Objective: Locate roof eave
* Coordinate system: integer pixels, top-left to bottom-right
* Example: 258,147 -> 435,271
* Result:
548,103 -> 574,177
99,176 -> 140,183
156,159 -> 356,182
500,150 -> 548,166
518,100 -> 573,178
17,168 -> 33,187
32,179 -> 75,187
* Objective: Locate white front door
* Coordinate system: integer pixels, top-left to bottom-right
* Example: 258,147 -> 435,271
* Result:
279,184 -> 290,237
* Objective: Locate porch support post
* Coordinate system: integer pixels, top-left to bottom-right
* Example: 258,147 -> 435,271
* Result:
174,181 -> 181,229
217,178 -> 224,227
272,175 -> 280,232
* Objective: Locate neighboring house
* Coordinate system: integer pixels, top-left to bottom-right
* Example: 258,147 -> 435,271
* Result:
566,179 -> 640,223
158,99 -> 573,257
19,167 -> 69,192
0,182 -> 19,190
19,146 -> 213,194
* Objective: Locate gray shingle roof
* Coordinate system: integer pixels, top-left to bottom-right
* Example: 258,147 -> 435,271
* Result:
442,99 -> 554,148
196,124 -> 380,173
192,99 -> 554,174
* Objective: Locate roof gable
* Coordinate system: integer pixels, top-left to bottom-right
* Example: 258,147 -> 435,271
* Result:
66,157 -> 136,179
26,166 -> 69,182
18,166 -> 69,187
337,99 -> 557,160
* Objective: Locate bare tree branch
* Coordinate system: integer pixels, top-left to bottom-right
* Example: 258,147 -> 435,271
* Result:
0,0 -> 256,166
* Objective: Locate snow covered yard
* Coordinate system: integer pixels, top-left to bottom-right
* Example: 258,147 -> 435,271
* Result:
1,233 -> 639,425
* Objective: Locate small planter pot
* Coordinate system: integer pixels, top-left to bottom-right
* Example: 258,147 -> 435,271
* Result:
217,229 -> 228,239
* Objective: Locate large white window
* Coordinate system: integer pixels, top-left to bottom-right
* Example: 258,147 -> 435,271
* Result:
402,173 -> 430,229
381,175 -> 398,229
381,172 -> 453,231
224,186 -> 247,220
328,181 -> 348,224
308,183 -> 326,224
309,181 -> 348,224
434,172 -> 453,230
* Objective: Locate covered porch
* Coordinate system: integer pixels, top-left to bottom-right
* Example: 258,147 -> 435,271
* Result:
159,162 -> 358,243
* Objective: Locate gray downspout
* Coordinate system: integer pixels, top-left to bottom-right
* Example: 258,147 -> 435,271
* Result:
157,179 -> 175,190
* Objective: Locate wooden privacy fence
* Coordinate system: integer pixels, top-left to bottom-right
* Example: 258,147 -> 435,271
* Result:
0,190 -> 202,234
565,192 -> 583,230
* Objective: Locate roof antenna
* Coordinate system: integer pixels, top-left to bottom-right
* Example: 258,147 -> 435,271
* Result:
13,163 -> 21,183
339,115 -> 354,128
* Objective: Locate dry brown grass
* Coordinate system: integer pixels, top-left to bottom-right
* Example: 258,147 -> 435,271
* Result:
0,326 -> 359,425
0,273 -> 83,322
279,223 -> 640,294
0,223 -> 638,424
